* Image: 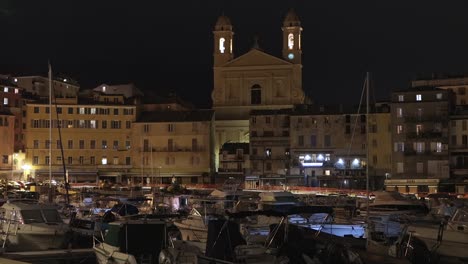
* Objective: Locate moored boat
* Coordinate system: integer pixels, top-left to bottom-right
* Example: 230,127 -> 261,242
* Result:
0,199 -> 69,251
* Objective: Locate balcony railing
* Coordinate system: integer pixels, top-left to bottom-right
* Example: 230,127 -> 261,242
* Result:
403,149 -> 446,156
406,131 -> 444,139
404,115 -> 445,123
139,147 -> 205,152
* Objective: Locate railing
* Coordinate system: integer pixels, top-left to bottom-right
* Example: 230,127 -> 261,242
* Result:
139,147 -> 205,152
404,149 -> 446,156
404,115 -> 445,122
406,131 -> 444,139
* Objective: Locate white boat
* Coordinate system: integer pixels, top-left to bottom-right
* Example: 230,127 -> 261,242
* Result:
358,191 -> 429,218
0,199 -> 69,251
93,219 -> 167,264
173,207 -> 213,242
404,207 -> 468,259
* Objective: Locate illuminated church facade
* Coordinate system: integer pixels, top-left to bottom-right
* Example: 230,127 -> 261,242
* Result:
211,10 -> 307,171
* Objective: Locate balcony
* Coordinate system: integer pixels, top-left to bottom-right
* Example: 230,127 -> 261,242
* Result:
404,149 -> 447,156
406,131 -> 444,139
139,147 -> 205,152
97,164 -> 131,169
218,168 -> 244,174
404,115 -> 445,123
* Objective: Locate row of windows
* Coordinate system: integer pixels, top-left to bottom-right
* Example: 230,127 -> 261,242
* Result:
33,156 -> 131,166
2,87 -> 19,94
142,123 -> 201,133
33,139 -> 131,150
397,93 -> 443,102
252,115 -> 367,126
32,106 -> 134,115
143,139 -> 199,151
2,97 -> 21,107
393,142 -> 444,152
396,124 -> 443,134
30,119 -> 130,129
396,162 -> 431,174
142,156 -> 202,166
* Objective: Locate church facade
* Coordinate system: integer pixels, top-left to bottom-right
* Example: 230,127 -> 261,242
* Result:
211,10 -> 307,172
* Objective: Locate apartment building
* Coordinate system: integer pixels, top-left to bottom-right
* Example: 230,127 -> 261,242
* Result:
289,105 -> 368,189
249,109 -> 292,187
387,87 -> 454,193
218,142 -> 249,184
0,76 -> 24,152
131,110 -> 215,185
23,93 -> 137,183
0,110 -> 15,179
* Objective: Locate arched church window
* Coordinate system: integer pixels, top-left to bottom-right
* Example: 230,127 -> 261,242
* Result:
219,37 -> 226,53
251,84 -> 262,105
230,39 -> 233,53
288,33 -> 294,50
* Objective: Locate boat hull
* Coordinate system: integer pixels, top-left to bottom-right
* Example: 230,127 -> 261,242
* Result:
174,221 -> 208,242
94,243 -> 138,264
408,225 -> 468,259
2,230 -> 67,251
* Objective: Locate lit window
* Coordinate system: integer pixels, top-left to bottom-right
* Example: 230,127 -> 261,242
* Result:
397,162 -> 404,173
398,95 -> 404,102
436,142 -> 442,152
436,93 -> 442,100
415,142 -> 425,153
102,157 -> 107,165
416,124 -> 423,135
14,78 -> 17,82
325,170 -> 330,176
102,86 -> 106,92
230,39 -> 233,53
397,108 -> 403,118
3,98 -> 8,105
14,89 -> 18,94
3,87 -> 8,92
288,33 -> 294,49
397,125 -> 403,134
219,37 -> 226,53
79,107 -> 85,114
416,94 -> 422,101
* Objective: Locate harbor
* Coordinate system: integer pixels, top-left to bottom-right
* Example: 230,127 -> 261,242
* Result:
0,179 -> 466,264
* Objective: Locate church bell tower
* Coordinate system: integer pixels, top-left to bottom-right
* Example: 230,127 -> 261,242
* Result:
213,15 -> 234,67
282,9 -> 302,64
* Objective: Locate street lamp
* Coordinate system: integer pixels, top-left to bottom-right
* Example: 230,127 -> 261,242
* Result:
21,164 -> 31,182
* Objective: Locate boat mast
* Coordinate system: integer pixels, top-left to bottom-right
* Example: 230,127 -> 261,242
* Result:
48,62 -> 53,203
365,72 -> 370,246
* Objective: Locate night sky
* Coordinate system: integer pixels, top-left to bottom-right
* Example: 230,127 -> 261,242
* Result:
2,1 -> 468,108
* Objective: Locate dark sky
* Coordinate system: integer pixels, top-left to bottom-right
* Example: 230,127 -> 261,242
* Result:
2,1 -> 468,108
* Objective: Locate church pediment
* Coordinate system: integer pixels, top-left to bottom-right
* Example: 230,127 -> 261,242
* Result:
221,49 -> 291,67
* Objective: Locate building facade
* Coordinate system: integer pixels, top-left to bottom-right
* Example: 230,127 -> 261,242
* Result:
132,110 -> 215,185
386,87 -> 453,193
23,93 -> 137,183
211,10 -> 307,173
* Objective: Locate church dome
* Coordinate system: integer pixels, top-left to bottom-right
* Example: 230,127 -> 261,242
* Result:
215,15 -> 232,31
283,9 -> 301,27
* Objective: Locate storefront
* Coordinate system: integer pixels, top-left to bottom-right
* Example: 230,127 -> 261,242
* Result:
384,178 -> 439,194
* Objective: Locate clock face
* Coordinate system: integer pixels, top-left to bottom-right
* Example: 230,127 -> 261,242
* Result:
288,53 -> 294,60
